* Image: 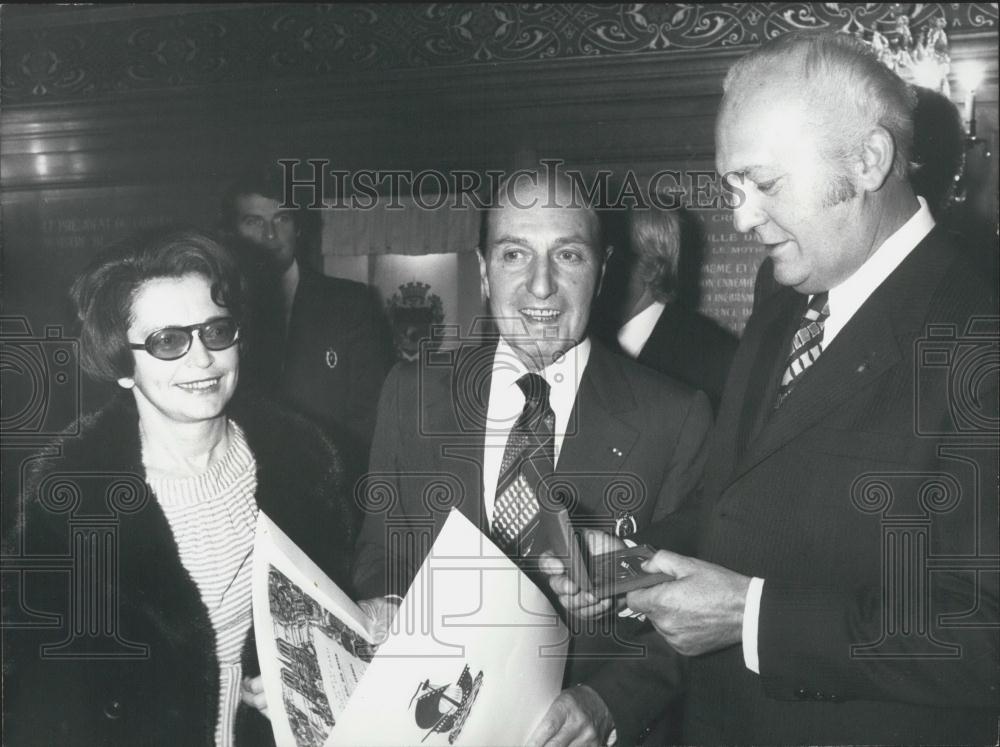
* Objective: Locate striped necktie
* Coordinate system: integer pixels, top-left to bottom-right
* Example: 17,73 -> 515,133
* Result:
775,291 -> 830,409
491,373 -> 555,558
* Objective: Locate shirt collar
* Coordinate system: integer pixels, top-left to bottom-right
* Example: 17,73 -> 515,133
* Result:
492,335 -> 591,418
824,196 -> 934,345
617,301 -> 666,358
281,259 -> 300,301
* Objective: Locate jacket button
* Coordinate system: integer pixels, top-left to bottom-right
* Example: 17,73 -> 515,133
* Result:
103,699 -> 123,720
794,687 -> 808,699
812,691 -> 824,701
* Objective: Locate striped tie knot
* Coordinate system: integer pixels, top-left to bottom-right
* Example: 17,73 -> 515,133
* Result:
775,291 -> 830,408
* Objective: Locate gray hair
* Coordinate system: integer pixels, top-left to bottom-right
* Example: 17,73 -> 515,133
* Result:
722,31 -> 916,179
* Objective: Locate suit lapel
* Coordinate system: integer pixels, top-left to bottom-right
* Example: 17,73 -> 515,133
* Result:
425,344 -> 494,533
637,307 -> 671,366
737,293 -> 801,461
730,276 -> 903,486
701,295 -> 788,499
557,343 -> 639,502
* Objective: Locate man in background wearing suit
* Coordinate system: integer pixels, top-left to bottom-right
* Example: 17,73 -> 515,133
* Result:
536,32 -> 997,745
605,206 -> 737,412
353,169 -> 712,737
221,164 -> 393,480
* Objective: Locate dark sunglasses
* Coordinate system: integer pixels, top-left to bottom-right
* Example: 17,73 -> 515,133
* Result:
129,317 -> 240,361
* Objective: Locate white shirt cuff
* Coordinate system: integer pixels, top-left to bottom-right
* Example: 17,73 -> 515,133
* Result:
742,577 -> 764,674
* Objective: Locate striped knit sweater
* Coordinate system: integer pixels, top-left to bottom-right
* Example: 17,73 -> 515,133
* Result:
147,422 -> 258,747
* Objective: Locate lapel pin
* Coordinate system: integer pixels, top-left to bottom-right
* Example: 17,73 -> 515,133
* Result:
325,348 -> 339,369
615,511 -> 637,538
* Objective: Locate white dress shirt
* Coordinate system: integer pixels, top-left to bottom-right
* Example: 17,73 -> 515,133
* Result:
617,301 -> 666,359
742,197 -> 935,674
481,336 -> 591,529
279,259 -> 300,331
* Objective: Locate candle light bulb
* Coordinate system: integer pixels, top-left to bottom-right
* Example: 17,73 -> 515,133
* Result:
955,62 -> 984,134
956,62 -> 984,93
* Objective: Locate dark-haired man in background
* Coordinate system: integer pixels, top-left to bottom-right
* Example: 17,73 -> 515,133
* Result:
221,164 -> 393,484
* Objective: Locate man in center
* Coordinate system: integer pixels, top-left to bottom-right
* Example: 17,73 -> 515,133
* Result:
353,169 -> 711,712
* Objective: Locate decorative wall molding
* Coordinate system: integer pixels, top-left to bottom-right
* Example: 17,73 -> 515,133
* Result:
3,3 -> 997,104
2,4 -> 995,194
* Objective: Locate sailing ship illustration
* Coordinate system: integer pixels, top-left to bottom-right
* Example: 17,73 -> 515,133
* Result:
408,664 -> 484,744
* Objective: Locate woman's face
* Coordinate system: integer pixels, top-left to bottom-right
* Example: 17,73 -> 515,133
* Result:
121,273 -> 239,427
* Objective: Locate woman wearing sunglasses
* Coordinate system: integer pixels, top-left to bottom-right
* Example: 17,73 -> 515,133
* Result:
8,229 -> 356,746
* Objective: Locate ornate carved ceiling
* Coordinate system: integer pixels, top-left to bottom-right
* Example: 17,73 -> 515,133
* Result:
3,3 -> 997,103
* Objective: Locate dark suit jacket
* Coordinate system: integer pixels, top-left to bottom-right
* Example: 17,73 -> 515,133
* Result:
634,303 -> 738,413
677,227 -> 999,745
243,265 -> 393,478
352,339 -> 712,743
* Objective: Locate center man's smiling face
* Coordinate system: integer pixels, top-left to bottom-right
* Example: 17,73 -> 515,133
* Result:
480,180 -> 607,371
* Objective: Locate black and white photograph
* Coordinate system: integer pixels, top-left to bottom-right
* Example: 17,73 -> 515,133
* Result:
268,566 -> 372,747
2,3 -> 998,746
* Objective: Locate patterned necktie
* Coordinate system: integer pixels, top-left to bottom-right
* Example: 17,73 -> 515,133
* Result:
775,291 -> 830,409
492,373 -> 555,558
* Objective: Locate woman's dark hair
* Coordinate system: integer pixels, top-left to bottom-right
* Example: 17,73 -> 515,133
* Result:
70,228 -> 246,381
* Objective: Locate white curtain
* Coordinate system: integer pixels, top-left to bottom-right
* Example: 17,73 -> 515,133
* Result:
322,196 -> 480,257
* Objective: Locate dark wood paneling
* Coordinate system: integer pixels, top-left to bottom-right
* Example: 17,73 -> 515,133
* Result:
2,4 -> 996,358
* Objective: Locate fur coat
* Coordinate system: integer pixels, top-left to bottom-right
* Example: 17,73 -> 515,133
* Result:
4,392 -> 357,746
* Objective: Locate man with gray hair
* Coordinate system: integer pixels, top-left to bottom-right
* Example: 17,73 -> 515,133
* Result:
536,31 -> 997,745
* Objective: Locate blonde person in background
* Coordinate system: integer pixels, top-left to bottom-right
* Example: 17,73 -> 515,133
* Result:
601,205 -> 737,412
